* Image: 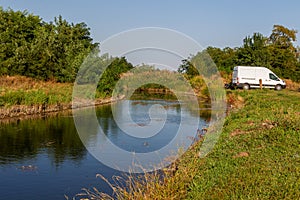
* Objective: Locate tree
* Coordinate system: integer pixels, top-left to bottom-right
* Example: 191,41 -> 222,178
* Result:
269,25 -> 297,51
0,8 -> 42,75
177,59 -> 198,78
268,25 -> 298,79
236,32 -> 271,67
206,46 -> 237,73
0,8 -> 98,82
97,57 -> 134,95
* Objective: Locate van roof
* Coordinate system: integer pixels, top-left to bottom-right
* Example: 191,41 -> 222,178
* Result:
234,66 -> 268,69
235,66 -> 266,68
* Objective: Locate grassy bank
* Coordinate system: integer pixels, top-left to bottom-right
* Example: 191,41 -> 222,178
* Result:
0,76 -> 116,120
187,89 -> 300,199
0,76 -> 73,106
81,89 -> 300,199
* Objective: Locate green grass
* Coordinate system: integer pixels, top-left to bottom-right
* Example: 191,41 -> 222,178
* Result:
0,76 -> 107,107
187,89 -> 300,199
0,76 -> 74,107
0,89 -> 73,106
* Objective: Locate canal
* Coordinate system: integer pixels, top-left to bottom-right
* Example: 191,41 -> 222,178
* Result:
0,99 -> 210,199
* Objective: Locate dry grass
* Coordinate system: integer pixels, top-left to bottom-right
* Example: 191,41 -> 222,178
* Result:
0,76 -> 73,106
0,75 -> 72,94
226,92 -> 244,110
284,79 -> 300,91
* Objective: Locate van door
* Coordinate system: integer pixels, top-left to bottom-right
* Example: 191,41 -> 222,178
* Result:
255,68 -> 267,87
268,73 -> 280,87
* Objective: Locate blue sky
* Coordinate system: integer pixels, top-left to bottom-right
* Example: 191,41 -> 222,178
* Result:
2,0 -> 300,48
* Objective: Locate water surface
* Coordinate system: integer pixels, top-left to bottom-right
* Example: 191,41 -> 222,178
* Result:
0,100 -> 210,199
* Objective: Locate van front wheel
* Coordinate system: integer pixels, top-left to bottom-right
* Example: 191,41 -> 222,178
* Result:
275,84 -> 282,91
243,84 -> 250,90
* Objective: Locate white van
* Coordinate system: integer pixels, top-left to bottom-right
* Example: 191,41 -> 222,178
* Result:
232,66 -> 286,90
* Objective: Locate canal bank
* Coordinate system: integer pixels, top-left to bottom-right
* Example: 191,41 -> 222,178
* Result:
89,90 -> 299,200
0,97 -> 119,122
0,76 -> 125,122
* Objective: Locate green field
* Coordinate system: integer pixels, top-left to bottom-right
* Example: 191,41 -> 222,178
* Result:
187,89 -> 300,199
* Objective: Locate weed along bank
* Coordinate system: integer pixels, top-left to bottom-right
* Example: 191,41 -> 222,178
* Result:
231,66 -> 286,90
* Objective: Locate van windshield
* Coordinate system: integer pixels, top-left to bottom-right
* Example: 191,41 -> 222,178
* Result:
269,73 -> 280,81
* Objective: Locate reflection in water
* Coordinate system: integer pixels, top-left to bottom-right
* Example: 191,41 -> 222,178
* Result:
130,90 -> 211,119
74,99 -> 210,172
0,115 -> 86,166
101,100 -> 183,153
0,99 -> 211,199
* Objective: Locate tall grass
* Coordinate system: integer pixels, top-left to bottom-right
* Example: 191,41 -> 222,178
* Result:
284,79 -> 300,91
0,89 -> 73,106
0,76 -> 73,107
0,76 -> 114,107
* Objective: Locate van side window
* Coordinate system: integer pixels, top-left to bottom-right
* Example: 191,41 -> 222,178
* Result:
269,73 -> 279,81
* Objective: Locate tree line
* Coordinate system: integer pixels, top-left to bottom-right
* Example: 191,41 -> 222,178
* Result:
0,7 -> 133,96
179,25 -> 300,82
1,7 -> 300,92
205,25 -> 300,82
0,8 -> 100,82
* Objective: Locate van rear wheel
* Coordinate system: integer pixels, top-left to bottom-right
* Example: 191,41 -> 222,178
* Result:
275,84 -> 282,91
243,84 -> 250,90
